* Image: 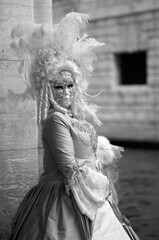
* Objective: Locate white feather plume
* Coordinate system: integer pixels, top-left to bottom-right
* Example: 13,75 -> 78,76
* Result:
11,22 -> 38,39
54,12 -> 89,53
11,23 -> 55,59
72,35 -> 105,76
84,103 -> 102,125
9,12 -> 105,124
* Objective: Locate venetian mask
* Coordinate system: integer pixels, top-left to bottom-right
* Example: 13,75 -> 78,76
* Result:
50,70 -> 75,109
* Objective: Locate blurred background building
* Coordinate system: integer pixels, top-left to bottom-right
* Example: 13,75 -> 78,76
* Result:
0,0 -> 159,239
53,0 -> 159,143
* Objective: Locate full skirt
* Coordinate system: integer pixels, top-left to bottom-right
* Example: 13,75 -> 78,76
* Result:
9,171 -> 131,240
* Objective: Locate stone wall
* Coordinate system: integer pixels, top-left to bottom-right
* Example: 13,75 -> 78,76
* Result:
88,10 -> 159,142
53,0 -> 159,142
0,2 -> 38,239
0,0 -> 52,239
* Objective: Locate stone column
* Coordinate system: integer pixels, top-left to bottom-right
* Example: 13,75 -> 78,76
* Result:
34,0 -> 53,175
0,1 -> 38,239
34,0 -> 53,24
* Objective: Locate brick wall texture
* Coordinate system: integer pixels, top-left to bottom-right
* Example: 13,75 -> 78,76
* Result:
53,0 -> 159,142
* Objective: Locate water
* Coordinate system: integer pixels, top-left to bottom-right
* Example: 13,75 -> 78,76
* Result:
116,147 -> 159,240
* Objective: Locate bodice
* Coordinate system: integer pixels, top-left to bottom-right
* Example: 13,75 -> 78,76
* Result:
69,117 -> 98,155
42,111 -> 98,173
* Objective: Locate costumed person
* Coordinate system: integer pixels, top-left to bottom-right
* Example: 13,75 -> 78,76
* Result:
8,12 -> 140,240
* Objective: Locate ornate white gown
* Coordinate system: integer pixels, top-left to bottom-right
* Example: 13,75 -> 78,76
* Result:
9,110 -> 133,240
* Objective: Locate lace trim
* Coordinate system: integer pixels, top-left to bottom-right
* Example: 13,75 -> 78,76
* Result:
65,165 -> 79,195
67,165 -> 79,185
70,166 -> 110,220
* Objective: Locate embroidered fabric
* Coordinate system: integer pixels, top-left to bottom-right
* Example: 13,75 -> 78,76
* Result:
70,118 -> 98,154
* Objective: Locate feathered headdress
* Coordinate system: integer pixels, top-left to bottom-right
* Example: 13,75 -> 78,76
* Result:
10,12 -> 105,124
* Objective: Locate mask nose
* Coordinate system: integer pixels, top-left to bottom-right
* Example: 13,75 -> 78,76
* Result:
63,87 -> 69,95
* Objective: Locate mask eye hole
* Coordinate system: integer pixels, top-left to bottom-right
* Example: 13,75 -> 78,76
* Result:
53,86 -> 63,90
67,84 -> 74,88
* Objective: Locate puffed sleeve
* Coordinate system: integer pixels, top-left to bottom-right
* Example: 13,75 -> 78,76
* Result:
43,111 -> 78,182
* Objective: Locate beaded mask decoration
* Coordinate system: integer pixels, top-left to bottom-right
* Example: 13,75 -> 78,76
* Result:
50,71 -> 75,109
10,12 -> 105,124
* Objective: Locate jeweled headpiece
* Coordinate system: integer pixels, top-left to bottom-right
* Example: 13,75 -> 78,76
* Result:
10,12 -> 105,124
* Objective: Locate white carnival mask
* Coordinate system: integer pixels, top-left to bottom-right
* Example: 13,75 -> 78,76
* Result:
50,70 -> 75,109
